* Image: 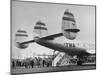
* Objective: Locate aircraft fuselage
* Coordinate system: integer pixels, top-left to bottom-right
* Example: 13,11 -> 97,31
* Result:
35,39 -> 90,57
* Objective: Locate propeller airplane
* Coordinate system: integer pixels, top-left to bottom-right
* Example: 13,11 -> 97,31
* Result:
15,9 -> 96,65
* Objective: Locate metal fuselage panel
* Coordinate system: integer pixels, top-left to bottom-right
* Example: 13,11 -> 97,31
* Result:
35,39 -> 89,57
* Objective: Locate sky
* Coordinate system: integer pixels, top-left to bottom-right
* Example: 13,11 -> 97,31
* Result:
11,1 -> 95,59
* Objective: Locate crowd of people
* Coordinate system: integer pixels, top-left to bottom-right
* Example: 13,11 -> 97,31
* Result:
11,56 -> 53,69
11,54 -> 96,69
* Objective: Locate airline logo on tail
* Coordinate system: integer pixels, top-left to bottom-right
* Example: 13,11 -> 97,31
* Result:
62,9 -> 80,40
15,29 -> 29,49
34,20 -> 48,38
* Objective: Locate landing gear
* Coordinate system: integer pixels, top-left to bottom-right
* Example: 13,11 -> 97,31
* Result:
77,57 -> 83,66
77,61 -> 83,66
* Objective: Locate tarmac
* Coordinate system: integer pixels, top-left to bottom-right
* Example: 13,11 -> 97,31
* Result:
11,64 -> 96,74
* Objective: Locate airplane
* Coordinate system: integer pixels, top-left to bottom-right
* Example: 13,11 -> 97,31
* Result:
15,9 -> 96,65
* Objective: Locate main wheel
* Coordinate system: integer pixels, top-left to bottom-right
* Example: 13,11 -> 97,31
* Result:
77,61 -> 83,66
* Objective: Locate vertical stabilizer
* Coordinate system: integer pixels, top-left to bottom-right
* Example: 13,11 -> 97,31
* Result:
34,20 -> 48,38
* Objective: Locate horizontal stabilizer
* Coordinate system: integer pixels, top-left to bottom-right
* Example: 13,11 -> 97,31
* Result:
21,33 -> 63,44
21,40 -> 35,44
40,33 -> 63,40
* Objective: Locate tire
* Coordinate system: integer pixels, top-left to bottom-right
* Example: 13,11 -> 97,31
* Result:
77,61 -> 83,66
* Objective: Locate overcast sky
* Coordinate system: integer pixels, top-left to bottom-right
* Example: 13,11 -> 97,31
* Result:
11,1 -> 95,59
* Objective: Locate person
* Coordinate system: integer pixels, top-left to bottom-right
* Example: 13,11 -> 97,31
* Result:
42,59 -> 46,67
12,60 -> 15,68
30,59 -> 34,68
